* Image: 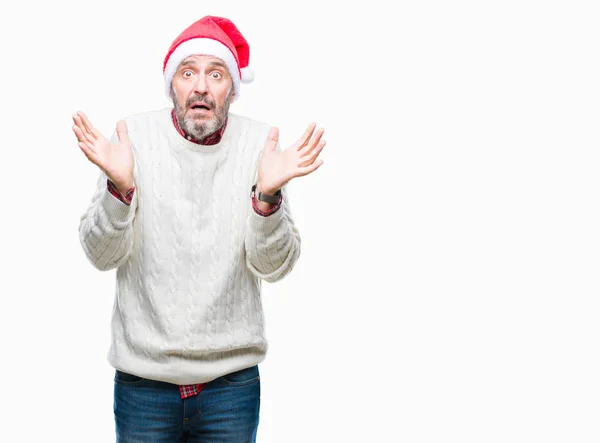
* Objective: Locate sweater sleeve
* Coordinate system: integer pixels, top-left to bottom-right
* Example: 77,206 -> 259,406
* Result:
78,169 -> 137,272
245,184 -> 301,283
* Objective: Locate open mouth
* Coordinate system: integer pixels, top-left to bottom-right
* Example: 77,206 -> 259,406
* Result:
190,102 -> 211,111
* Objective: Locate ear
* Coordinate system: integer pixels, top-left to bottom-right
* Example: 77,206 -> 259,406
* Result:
227,85 -> 236,104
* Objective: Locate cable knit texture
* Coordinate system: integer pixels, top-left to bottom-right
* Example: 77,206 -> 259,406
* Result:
78,107 -> 301,384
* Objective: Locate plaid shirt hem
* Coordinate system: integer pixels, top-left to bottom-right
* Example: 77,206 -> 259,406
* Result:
179,383 -> 205,399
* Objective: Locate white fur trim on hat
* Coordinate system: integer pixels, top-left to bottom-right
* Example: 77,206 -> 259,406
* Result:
164,38 -> 241,100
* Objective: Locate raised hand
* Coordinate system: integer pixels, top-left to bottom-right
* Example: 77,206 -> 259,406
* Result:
257,123 -> 325,195
72,111 -> 134,193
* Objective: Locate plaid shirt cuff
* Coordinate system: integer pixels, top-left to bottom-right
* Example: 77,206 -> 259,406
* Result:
252,193 -> 282,217
107,179 -> 135,205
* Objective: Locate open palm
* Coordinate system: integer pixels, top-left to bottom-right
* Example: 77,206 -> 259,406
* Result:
257,123 -> 326,195
72,111 -> 134,192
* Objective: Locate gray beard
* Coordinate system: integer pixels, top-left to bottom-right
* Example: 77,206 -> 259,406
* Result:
172,88 -> 233,141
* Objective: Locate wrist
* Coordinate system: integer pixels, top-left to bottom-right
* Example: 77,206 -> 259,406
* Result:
253,184 -> 281,205
256,181 -> 280,196
254,195 -> 274,210
252,192 -> 281,217
260,190 -> 279,198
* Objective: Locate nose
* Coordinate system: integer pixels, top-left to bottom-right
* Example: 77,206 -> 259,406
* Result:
193,74 -> 209,95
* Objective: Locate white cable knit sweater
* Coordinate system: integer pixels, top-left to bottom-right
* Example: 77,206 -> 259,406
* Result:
78,107 -> 301,384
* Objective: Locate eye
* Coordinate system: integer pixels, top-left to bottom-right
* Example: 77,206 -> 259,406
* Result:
210,71 -> 222,80
182,70 -> 193,78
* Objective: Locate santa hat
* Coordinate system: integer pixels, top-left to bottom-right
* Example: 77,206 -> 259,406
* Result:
163,16 -> 254,100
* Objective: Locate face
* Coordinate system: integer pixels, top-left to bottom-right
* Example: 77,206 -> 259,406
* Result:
171,55 -> 235,141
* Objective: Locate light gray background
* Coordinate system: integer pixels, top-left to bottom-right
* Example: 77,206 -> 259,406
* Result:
1,0 -> 598,441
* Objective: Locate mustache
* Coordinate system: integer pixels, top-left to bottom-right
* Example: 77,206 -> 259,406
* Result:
186,94 -> 216,109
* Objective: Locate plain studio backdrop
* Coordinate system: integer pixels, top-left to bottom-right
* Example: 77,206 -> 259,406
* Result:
1,0 -> 599,441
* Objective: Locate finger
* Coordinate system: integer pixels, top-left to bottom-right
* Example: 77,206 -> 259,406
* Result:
72,124 -> 85,144
77,111 -> 99,139
265,127 -> 279,152
116,120 -> 130,145
72,114 -> 86,134
294,122 -> 316,150
300,128 -> 325,156
296,159 -> 324,177
78,142 -> 98,164
73,116 -> 97,145
299,140 -> 326,167
73,125 -> 96,151
78,142 -> 92,156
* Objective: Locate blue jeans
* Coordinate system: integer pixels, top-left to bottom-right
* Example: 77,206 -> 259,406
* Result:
113,365 -> 261,442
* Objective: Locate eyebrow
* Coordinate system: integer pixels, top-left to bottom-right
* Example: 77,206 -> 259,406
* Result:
206,60 -> 227,70
179,59 -> 227,70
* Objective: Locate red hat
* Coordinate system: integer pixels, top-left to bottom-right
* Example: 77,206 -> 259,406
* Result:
163,16 -> 254,100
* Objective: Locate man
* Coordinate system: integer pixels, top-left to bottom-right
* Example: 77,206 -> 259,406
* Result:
74,15 -> 325,442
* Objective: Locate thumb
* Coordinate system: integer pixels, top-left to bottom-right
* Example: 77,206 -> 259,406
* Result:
116,120 -> 130,145
265,127 -> 279,153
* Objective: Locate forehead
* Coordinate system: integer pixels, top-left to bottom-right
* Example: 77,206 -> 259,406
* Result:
178,54 -> 226,69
